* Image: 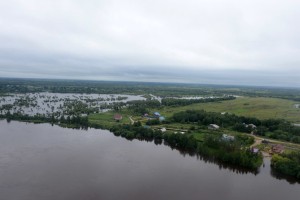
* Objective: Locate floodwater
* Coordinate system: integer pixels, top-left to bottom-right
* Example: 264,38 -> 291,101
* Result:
0,120 -> 299,200
0,93 -> 145,116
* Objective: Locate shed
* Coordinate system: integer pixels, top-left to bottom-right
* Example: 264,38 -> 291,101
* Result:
114,114 -> 123,121
208,124 -> 220,130
154,112 -> 161,117
222,134 -> 235,141
272,144 -> 284,154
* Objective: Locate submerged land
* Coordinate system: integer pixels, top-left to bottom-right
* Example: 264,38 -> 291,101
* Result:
1,78 -> 300,179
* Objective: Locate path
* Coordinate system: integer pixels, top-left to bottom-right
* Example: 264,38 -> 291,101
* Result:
129,116 -> 134,124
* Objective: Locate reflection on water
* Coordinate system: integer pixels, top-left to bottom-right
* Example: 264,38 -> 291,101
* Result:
0,120 -> 299,200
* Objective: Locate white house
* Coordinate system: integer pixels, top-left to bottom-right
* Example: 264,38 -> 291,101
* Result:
222,134 -> 235,141
208,124 -> 220,130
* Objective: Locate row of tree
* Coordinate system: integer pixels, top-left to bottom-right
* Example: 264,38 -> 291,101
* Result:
161,96 -> 236,107
172,110 -> 300,143
108,123 -> 262,169
0,112 -> 89,128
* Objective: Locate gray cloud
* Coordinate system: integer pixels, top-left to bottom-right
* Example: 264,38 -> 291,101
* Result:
0,0 -> 300,87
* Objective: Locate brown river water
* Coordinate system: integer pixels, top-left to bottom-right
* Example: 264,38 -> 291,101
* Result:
0,120 -> 299,200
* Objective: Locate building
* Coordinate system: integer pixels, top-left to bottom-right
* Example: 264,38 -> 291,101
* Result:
243,123 -> 257,129
251,147 -> 259,154
222,134 -> 235,141
271,144 -> 284,154
248,124 -> 257,129
160,127 -> 167,132
159,116 -> 165,121
114,114 -> 123,121
208,124 -> 220,130
154,112 -> 161,117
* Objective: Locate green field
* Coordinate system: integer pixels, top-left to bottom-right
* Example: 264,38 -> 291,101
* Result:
89,111 -> 131,128
156,97 -> 300,123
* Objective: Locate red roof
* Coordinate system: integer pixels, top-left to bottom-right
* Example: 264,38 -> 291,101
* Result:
114,114 -> 122,120
272,144 -> 284,154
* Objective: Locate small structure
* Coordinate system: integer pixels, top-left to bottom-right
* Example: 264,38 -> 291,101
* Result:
271,144 -> 284,154
154,112 -> 161,118
248,124 -> 257,129
114,114 -> 123,121
160,127 -> 167,132
208,124 -> 220,130
159,116 -> 165,122
243,123 -> 257,129
262,139 -> 269,144
251,147 -> 259,154
222,134 -> 235,141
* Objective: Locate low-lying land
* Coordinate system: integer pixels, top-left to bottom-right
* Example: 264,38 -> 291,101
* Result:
1,78 -> 300,179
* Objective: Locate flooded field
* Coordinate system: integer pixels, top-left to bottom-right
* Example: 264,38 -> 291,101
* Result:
0,93 -> 145,116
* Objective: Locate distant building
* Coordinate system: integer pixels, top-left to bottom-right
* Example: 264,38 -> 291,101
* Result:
271,144 -> 284,154
154,112 -> 161,117
222,134 -> 235,141
208,124 -> 220,130
262,139 -> 269,144
159,116 -> 165,121
251,147 -> 259,154
248,124 -> 257,129
243,123 -> 257,129
160,127 -> 167,132
114,114 -> 122,121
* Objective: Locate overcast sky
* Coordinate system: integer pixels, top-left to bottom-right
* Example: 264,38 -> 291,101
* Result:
0,0 -> 299,87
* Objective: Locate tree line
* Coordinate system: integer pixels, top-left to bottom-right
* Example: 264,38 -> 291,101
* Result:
271,152 -> 300,179
108,123 -> 262,170
172,110 -> 300,143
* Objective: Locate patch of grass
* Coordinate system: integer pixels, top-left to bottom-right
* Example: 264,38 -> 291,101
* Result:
156,97 -> 300,123
89,110 -> 131,127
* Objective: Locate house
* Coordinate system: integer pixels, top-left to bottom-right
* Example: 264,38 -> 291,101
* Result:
154,112 -> 161,117
261,139 -> 269,144
160,127 -> 167,132
251,147 -> 259,154
208,124 -> 220,130
159,116 -> 165,121
271,144 -> 284,154
243,123 -> 257,129
114,114 -> 123,121
248,124 -> 257,129
222,134 -> 235,141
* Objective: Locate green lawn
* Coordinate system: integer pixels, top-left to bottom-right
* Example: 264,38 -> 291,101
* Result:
89,110 -> 131,127
156,97 -> 300,123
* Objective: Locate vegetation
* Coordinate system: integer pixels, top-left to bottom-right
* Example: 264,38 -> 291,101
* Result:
157,97 -> 300,123
108,123 -> 262,169
161,96 -> 235,107
271,152 -> 300,179
1,78 -> 300,101
0,112 -> 89,129
2,78 -> 300,178
171,109 -> 300,144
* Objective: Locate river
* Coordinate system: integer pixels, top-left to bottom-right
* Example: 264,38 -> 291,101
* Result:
0,120 -> 299,200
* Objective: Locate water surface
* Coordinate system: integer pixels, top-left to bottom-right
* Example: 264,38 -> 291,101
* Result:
0,120 -> 299,200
